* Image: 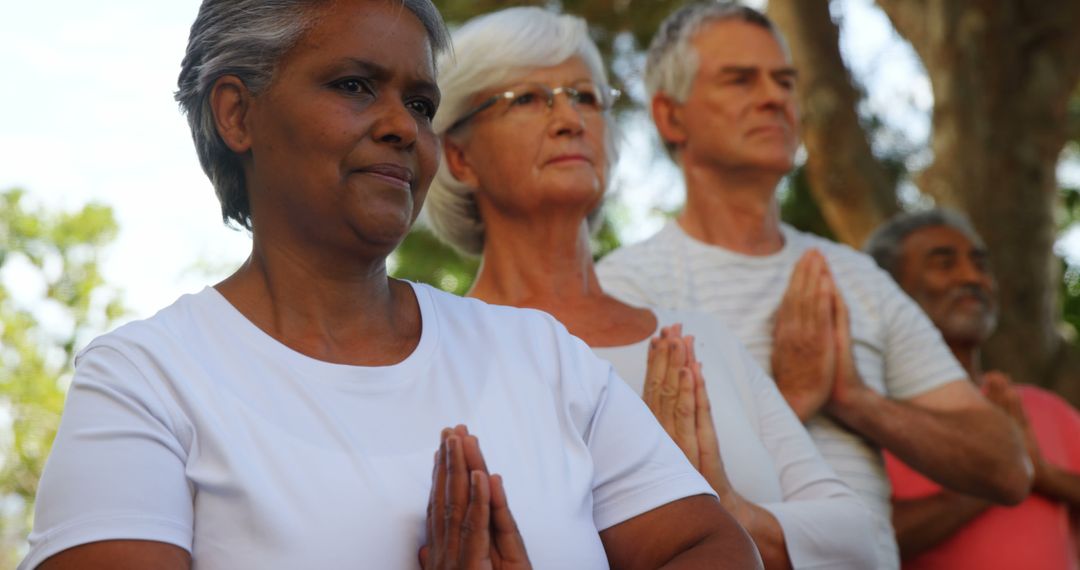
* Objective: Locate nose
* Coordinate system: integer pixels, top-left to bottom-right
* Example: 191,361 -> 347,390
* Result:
371,98 -> 419,149
547,93 -> 585,137
955,257 -> 994,291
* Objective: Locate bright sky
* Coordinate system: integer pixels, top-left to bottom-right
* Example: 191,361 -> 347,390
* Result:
2,0 -> 1078,324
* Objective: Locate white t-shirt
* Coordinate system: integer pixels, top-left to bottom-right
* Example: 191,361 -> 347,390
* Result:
598,221 -> 967,570
21,283 -> 715,570
593,307 -> 878,569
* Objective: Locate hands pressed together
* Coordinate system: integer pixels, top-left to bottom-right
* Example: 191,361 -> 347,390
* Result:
644,325 -> 742,512
982,372 -> 1043,484
421,425 -> 532,570
983,371 -> 1080,508
644,325 -> 794,568
771,250 -> 865,423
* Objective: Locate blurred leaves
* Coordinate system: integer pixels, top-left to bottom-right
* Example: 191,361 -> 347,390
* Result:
0,188 -> 125,566
390,227 -> 479,295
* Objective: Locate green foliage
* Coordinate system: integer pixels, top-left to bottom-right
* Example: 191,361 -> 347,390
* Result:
778,166 -> 836,240
0,189 -> 125,566
390,227 -> 479,295
1060,185 -> 1080,341
590,214 -> 623,260
1062,260 -> 1080,339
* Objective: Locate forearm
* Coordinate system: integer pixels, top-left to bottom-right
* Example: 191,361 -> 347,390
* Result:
891,493 -> 990,559
831,389 -> 1030,504
659,525 -> 765,570
604,496 -> 762,570
1035,464 -> 1080,507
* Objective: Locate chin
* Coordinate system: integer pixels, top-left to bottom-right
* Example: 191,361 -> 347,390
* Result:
347,211 -> 414,249
740,150 -> 795,174
543,178 -> 602,202
941,315 -> 996,345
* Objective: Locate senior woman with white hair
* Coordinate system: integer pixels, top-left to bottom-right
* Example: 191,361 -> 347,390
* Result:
18,1 -> 763,569
426,7 -> 879,570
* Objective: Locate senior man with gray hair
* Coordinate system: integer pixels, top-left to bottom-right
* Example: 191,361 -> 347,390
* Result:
597,2 -> 1032,568
866,209 -> 1080,569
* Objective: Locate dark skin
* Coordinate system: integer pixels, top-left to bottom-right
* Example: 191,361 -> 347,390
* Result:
889,225 -> 1080,560
38,2 -> 761,568
41,0 -> 435,566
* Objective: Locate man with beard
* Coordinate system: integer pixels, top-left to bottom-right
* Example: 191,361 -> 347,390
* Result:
866,209 -> 1080,569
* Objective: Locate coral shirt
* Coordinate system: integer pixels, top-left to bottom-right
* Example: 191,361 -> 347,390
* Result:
886,385 -> 1080,570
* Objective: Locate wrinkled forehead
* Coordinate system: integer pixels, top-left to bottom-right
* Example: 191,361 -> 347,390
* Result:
905,225 -> 988,260
689,18 -> 792,68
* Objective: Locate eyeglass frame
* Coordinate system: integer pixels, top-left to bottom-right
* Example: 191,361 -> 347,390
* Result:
445,81 -> 621,133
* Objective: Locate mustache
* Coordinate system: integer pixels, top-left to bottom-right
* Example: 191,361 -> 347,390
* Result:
945,284 -> 991,306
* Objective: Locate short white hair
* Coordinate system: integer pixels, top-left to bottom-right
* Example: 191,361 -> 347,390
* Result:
425,7 -> 618,257
645,2 -> 786,160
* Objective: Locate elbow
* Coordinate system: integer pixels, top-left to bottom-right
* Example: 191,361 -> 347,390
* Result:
1002,456 -> 1035,505
985,452 -> 1034,506
974,410 -> 1035,505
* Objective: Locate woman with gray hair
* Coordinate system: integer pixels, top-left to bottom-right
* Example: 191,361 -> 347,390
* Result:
427,6 -> 877,570
18,1 -> 761,569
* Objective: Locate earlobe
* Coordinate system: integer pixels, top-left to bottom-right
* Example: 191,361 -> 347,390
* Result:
443,138 -> 480,188
651,94 -> 687,149
209,76 -> 253,154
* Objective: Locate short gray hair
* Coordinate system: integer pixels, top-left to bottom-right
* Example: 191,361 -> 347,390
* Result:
424,7 -> 618,257
864,209 -> 985,279
645,2 -> 784,159
175,0 -> 449,230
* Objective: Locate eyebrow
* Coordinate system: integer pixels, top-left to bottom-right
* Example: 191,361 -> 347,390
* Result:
335,57 -> 439,98
926,246 -> 958,257
718,66 -> 798,77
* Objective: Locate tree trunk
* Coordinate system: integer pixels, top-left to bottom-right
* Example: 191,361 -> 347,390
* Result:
876,0 -> 1080,400
768,0 -> 900,248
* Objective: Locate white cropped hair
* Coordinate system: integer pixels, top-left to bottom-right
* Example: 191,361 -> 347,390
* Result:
425,7 -> 618,257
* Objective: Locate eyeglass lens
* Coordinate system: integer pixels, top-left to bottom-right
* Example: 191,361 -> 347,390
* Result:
501,83 -> 609,116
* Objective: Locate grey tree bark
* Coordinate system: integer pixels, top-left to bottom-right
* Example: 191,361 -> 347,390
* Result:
767,0 -> 900,248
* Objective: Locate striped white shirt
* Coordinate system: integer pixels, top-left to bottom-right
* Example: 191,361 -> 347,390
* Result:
598,221 -> 967,570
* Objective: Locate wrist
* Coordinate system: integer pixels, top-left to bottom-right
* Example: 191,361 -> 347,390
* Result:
827,383 -> 878,429
721,491 -> 753,530
780,389 -> 825,422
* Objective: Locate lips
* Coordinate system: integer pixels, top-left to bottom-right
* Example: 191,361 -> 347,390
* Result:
358,163 -> 413,187
747,124 -> 791,136
545,154 -> 592,166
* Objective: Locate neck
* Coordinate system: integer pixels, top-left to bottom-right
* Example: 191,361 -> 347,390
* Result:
677,161 -> 786,255
214,228 -> 416,365
948,340 -> 982,383
469,207 -> 602,310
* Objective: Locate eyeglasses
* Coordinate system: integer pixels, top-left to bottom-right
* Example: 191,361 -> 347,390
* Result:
446,81 -> 621,133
